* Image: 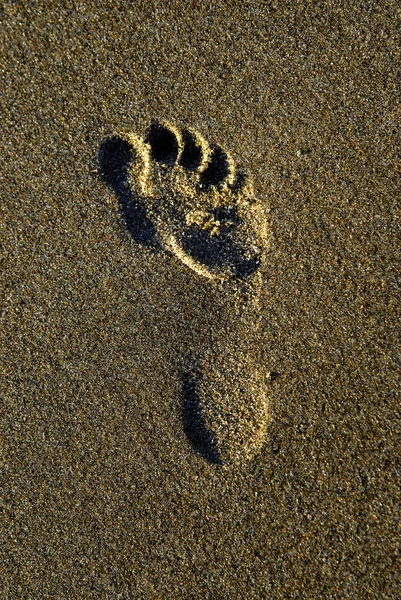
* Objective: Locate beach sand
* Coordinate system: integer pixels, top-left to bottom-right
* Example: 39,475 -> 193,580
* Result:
1,1 -> 399,598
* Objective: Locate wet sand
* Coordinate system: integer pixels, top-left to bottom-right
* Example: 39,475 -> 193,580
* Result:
1,1 -> 400,598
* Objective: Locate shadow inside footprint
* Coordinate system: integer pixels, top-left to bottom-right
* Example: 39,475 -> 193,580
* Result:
199,145 -> 230,189
180,226 -> 260,279
181,371 -> 222,465
145,122 -> 179,166
98,137 -> 158,247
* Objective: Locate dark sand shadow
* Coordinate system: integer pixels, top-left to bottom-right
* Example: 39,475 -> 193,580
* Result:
180,225 -> 260,279
98,136 -> 159,247
181,370 -> 222,465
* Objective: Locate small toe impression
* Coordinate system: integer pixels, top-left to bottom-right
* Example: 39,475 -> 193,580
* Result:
230,169 -> 248,193
145,122 -> 179,166
179,128 -> 204,171
200,145 -> 231,189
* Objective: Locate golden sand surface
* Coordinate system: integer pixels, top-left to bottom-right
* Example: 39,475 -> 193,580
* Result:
1,1 -> 400,598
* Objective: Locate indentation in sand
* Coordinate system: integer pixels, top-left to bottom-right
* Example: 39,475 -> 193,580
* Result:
99,121 -> 271,464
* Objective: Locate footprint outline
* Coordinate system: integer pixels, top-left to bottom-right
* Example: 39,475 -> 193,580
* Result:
99,121 -> 270,464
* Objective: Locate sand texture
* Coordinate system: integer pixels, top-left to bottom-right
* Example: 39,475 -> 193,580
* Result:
1,1 -> 400,598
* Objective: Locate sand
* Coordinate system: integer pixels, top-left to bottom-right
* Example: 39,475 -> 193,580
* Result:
1,1 -> 400,598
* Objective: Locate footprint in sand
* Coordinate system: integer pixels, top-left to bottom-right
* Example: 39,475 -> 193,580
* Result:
99,121 -> 271,464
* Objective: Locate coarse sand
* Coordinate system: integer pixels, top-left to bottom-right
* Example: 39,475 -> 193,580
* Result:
1,1 -> 400,598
